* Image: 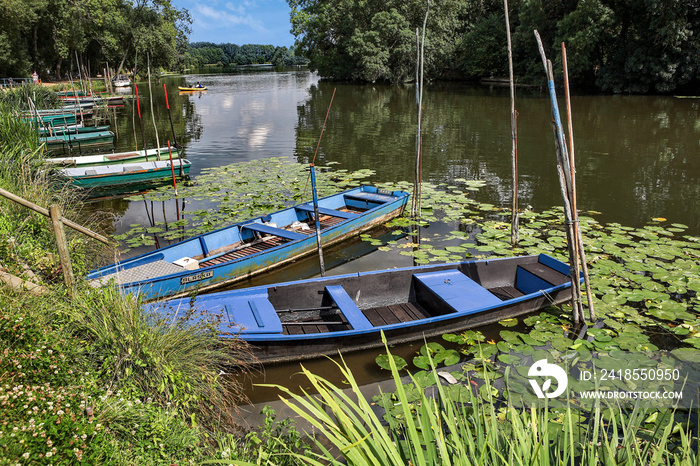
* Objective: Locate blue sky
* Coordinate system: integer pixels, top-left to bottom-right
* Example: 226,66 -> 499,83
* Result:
172,0 -> 296,47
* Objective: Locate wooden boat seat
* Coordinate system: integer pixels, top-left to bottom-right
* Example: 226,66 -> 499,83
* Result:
218,295 -> 283,334
295,204 -> 359,219
413,270 -> 502,314
324,285 -> 373,330
240,223 -> 306,241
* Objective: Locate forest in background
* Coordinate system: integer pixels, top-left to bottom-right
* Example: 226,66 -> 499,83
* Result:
2,0 -> 698,93
0,0 -> 191,80
184,43 -> 308,68
288,0 -> 700,93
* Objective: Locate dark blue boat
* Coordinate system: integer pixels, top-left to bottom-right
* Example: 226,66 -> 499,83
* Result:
147,254 -> 576,363
88,186 -> 409,301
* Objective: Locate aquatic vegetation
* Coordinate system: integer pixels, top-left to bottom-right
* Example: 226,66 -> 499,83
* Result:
117,157 -> 700,358
116,158 -> 376,250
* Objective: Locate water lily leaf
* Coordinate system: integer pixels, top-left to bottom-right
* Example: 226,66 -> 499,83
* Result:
376,354 -> 407,371
497,354 -> 521,365
499,318 -> 518,328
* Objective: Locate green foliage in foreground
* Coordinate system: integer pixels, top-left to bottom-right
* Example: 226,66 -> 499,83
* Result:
249,339 -> 699,465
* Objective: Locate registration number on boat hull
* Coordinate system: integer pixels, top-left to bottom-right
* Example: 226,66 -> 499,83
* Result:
180,271 -> 214,285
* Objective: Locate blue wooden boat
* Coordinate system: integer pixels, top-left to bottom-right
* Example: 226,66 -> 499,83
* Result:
88,186 -> 409,301
146,254 -> 576,363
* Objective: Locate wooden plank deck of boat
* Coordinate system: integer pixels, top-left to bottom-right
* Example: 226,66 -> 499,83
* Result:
282,302 -> 431,335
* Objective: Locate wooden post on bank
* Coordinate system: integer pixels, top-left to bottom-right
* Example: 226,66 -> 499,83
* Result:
0,187 -> 110,297
49,204 -> 75,296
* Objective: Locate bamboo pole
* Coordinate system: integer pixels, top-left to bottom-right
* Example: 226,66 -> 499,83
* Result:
134,83 -> 147,153
147,53 -> 161,159
412,0 -> 430,218
534,30 -> 585,324
49,204 -> 75,296
562,43 -> 595,321
167,140 -> 178,195
309,164 -> 326,276
163,83 -> 182,176
504,0 -> 519,245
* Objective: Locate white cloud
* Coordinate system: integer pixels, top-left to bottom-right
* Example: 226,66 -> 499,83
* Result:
193,4 -> 266,33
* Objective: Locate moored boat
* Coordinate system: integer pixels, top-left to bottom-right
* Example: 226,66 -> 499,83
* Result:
42,130 -> 115,151
147,254 -> 576,363
39,124 -> 111,137
59,158 -> 191,188
112,75 -> 131,88
46,147 -> 181,167
88,186 -> 410,301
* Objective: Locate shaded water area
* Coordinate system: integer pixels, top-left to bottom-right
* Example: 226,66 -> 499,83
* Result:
82,70 -> 700,402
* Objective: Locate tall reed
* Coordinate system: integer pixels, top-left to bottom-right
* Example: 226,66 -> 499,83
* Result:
244,338 -> 698,466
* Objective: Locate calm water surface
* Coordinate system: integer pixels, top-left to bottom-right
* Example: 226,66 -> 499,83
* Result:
87,70 -> 699,400
98,70 -> 700,239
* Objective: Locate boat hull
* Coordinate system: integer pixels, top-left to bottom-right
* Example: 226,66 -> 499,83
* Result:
61,158 -> 191,188
88,186 -> 410,301
148,254 -> 577,364
47,147 -> 181,167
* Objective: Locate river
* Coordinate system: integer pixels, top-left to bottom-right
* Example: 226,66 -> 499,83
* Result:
84,69 -> 699,401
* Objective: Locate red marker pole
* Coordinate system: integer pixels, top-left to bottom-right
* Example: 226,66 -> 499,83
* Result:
134,83 -> 148,155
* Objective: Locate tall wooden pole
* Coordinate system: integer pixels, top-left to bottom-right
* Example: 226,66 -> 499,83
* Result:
412,0 -> 430,218
147,52 -> 161,159
562,43 -> 595,321
310,164 -> 326,276
504,0 -> 519,245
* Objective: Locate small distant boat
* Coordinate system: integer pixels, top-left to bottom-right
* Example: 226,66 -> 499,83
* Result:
46,147 -> 181,167
61,95 -> 125,106
147,254 -> 576,363
87,186 -> 410,301
112,75 -> 131,88
59,158 -> 191,188
178,86 -> 207,91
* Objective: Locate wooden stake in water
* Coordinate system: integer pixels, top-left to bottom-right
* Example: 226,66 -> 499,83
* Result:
163,83 -> 183,177
309,164 -> 326,277
147,53 -> 161,159
562,42 -> 595,321
504,0 -> 519,245
534,30 -> 584,324
167,140 -> 178,196
412,0 -> 430,218
134,83 -> 147,153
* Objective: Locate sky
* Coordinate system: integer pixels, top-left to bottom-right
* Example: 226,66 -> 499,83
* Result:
171,0 -> 296,47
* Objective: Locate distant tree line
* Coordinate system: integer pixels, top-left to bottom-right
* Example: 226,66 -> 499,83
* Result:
0,0 -> 191,80
185,43 -> 308,68
288,0 -> 700,94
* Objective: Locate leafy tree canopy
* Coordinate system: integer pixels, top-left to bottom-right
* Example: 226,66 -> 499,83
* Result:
288,0 -> 700,93
0,0 -> 191,79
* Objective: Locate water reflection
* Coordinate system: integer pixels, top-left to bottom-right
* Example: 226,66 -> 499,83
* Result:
97,70 -> 700,248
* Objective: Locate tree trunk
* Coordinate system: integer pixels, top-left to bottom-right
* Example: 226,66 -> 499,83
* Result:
55,57 -> 62,80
